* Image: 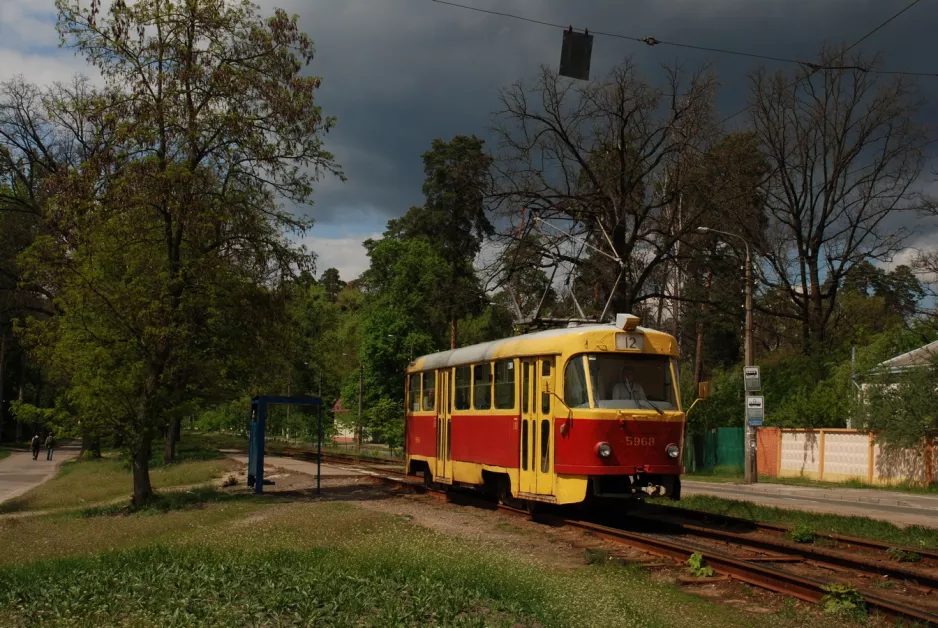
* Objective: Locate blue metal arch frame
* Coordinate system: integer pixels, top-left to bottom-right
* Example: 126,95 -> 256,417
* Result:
248,395 -> 323,495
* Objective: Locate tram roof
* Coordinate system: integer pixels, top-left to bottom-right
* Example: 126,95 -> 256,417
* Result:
408,323 -> 677,372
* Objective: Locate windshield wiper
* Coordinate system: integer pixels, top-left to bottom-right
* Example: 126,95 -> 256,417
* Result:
639,397 -> 664,415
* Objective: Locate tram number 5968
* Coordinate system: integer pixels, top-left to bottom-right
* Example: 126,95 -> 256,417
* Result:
624,436 -> 654,447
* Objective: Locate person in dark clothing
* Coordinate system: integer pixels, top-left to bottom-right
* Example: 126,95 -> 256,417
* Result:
45,433 -> 54,461
31,434 -> 40,460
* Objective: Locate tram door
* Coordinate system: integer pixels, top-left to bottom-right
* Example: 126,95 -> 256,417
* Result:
435,369 -> 451,481
518,360 -> 536,494
534,358 -> 556,495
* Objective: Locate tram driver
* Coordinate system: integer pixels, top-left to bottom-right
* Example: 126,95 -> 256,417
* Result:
422,385 -> 435,411
611,365 -> 647,402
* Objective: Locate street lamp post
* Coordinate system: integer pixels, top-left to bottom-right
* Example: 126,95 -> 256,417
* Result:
697,227 -> 756,484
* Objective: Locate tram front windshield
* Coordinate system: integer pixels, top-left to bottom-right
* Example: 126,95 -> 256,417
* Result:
564,354 -> 678,411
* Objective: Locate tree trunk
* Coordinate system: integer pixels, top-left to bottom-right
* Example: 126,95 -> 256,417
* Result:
163,417 -> 180,463
173,416 -> 181,442
132,437 -> 153,506
114,433 -> 124,449
80,433 -> 102,459
0,333 -> 6,442
15,358 -> 24,442
450,316 -> 457,350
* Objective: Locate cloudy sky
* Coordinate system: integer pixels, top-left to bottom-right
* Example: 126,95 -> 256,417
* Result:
2,0 -> 935,280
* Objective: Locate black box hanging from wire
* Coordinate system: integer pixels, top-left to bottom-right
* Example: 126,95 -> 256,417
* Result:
559,27 -> 593,80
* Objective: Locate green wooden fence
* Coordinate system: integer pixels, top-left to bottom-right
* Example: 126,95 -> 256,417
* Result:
683,427 -> 744,473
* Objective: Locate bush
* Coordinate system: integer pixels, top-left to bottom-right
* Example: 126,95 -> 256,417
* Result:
819,582 -> 866,617
886,547 -> 921,563
686,552 -> 715,578
789,524 -> 816,544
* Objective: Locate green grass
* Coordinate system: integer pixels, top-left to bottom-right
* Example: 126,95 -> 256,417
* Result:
686,468 -> 938,495
0,454 -> 240,514
0,449 -> 11,461
0,500 -> 861,627
77,485 -> 244,517
684,465 -> 744,483
756,473 -> 938,495
186,430 -> 404,460
655,494 -> 938,549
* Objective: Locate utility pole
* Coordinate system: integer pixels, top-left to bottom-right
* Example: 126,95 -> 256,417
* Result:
698,227 -> 757,484
743,245 -> 755,484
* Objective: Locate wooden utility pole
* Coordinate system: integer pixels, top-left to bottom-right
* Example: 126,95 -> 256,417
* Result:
698,227 -> 756,484
743,245 -> 755,484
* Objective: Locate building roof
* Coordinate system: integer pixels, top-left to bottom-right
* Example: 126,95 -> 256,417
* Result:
877,340 -> 938,373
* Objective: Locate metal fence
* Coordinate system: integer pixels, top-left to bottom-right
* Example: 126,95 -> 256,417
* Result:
684,427 -> 744,474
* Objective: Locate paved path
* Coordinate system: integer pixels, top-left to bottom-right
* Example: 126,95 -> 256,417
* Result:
683,480 -> 938,528
0,445 -> 80,504
227,454 -> 365,477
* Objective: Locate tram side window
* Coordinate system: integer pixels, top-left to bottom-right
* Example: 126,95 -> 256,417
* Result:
408,373 -> 421,412
454,366 -> 471,410
564,357 -> 590,409
521,420 -> 529,471
421,371 -> 436,411
473,363 -> 492,410
522,362 -> 531,413
540,360 -> 551,415
494,360 -> 515,409
540,420 -> 550,473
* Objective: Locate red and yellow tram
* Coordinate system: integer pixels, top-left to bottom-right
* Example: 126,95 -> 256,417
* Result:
404,314 -> 694,506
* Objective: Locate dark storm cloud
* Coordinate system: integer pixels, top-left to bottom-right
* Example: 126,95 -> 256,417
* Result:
266,0 -> 937,231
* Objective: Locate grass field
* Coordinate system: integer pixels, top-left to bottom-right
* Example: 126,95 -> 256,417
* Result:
0,496 -> 867,627
0,440 -> 239,514
189,430 -> 404,460
0,449 -> 11,461
653,494 -> 938,549
0,432 -> 902,625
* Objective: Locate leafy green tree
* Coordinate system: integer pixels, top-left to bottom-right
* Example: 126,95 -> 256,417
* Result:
386,135 -> 493,348
18,0 -> 340,505
346,237 -> 449,443
862,362 -> 938,449
319,268 -> 346,303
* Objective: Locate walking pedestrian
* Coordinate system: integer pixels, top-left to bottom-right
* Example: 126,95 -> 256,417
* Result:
31,434 -> 40,460
45,433 -> 55,461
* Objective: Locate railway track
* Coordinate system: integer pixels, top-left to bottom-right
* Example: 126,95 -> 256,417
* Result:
276,447 -> 938,625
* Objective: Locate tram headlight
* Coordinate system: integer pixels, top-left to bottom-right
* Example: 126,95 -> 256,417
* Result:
595,442 -> 613,458
666,443 -> 680,459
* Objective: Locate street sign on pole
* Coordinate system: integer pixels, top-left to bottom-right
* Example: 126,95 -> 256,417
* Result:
746,395 -> 764,425
743,366 -> 761,392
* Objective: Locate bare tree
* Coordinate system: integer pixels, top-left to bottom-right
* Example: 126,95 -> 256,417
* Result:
0,76 -> 112,317
748,46 -> 929,352
488,59 -> 719,321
